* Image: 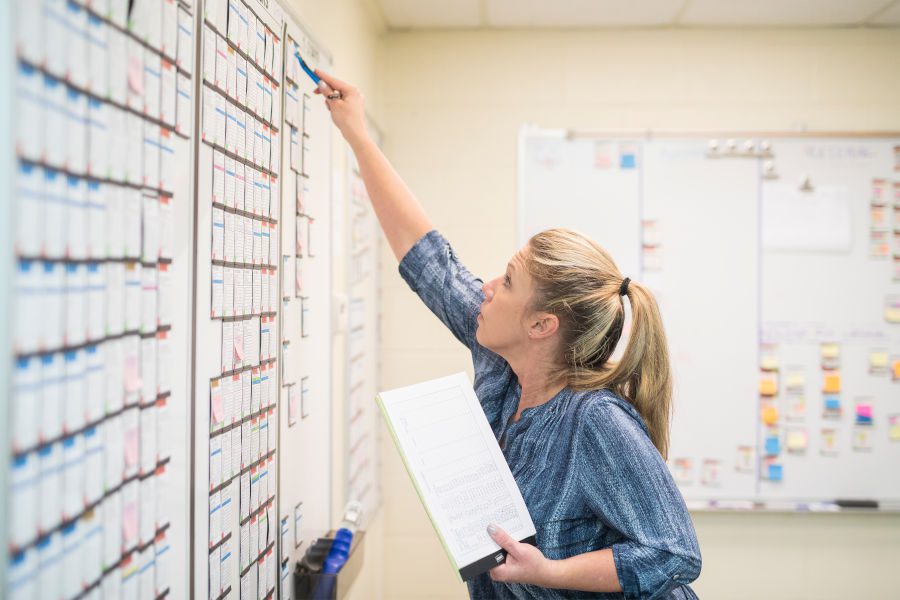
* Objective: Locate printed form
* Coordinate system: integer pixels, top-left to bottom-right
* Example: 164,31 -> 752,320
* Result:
377,372 -> 536,580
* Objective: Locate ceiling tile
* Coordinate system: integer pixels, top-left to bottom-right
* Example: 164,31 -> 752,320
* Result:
679,0 -> 891,26
485,0 -> 685,27
377,0 -> 483,28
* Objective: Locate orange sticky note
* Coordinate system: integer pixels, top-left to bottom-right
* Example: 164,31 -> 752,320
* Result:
759,378 -> 778,397
823,373 -> 841,394
893,360 -> 900,380
761,405 -> 779,426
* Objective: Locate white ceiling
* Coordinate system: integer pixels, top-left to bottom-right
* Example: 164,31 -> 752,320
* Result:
375,0 -> 900,29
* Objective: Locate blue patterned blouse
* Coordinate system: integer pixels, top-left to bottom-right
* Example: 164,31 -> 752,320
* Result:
399,231 -> 702,600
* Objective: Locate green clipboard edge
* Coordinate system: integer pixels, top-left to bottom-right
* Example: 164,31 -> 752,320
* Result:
376,393 -> 464,582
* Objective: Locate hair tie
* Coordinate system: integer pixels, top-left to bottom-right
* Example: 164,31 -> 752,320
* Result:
619,277 -> 631,297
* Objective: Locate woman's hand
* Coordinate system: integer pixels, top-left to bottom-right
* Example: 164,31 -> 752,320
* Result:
487,524 -> 556,587
314,69 -> 369,149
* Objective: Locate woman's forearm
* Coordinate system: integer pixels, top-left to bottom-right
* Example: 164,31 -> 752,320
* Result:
350,135 -> 433,261
541,548 -> 622,593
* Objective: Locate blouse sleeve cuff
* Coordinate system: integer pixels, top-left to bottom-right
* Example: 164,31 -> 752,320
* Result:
612,543 -> 641,600
398,229 -> 445,292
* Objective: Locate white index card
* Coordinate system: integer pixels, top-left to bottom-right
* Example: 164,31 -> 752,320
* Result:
236,56 -> 248,105
203,24 -> 217,84
16,0 -> 44,65
213,149 -> 226,203
64,263 -> 88,347
234,215 -> 244,265
223,265 -> 235,317
225,155 -> 237,207
226,46 -> 237,99
216,34 -> 229,89
88,98 -> 110,179
162,0 -> 178,59
44,75 -> 68,170
124,187 -> 143,258
224,210 -> 236,262
221,319 -> 234,373
235,163 -> 246,212
15,163 -> 44,258
44,1 -> 67,77
12,356 -> 40,452
86,262 -> 106,342
177,72 -> 193,135
211,265 -> 225,318
215,91 -> 228,146
160,59 -> 177,127
108,26 -> 128,104
106,262 -> 126,337
210,435 -> 223,489
87,13 -> 109,98
177,7 -> 194,74
212,207 -> 226,261
15,64 -> 44,164
66,88 -> 88,176
144,51 -> 162,120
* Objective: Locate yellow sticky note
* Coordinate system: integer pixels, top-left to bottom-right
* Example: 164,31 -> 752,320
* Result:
821,343 -> 840,359
786,430 -> 808,452
760,355 -> 779,371
786,373 -> 805,390
761,405 -> 779,426
869,351 -> 889,370
823,373 -> 841,394
889,416 -> 900,442
759,378 -> 778,396
886,307 -> 900,324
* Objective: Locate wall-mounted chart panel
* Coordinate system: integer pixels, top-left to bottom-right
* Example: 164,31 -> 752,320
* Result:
194,1 -> 285,598
344,147 -> 383,526
278,19 -> 334,586
5,0 -> 197,597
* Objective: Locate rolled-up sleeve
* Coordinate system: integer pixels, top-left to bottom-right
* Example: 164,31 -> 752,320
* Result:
577,399 -> 702,600
398,230 -> 484,350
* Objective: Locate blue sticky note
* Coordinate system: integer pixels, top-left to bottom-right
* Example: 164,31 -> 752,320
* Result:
767,463 -> 783,482
824,395 -> 841,412
765,435 -> 781,456
620,153 -> 636,169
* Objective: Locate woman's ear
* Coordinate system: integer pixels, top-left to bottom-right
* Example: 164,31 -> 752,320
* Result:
528,313 -> 559,339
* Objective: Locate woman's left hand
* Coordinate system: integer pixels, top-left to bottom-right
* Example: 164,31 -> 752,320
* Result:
487,524 -> 555,587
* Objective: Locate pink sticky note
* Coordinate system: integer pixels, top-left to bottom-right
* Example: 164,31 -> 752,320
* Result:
124,429 -> 139,467
123,503 -> 138,543
234,337 -> 245,361
858,405 -> 873,418
212,393 -> 224,424
124,360 -> 142,393
127,57 -> 144,94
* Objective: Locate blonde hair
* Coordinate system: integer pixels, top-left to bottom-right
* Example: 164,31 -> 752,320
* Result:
526,228 -> 673,458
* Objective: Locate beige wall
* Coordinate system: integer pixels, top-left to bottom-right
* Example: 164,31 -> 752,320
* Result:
376,28 -> 900,599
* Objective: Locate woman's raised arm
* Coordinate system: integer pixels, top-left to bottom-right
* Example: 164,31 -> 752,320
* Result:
315,69 -> 433,261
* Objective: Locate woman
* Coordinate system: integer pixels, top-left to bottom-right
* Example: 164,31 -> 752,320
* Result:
315,71 -> 701,599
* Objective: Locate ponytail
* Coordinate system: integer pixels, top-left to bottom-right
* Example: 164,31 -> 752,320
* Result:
526,229 -> 673,458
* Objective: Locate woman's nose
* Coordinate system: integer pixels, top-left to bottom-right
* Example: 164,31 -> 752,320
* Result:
482,280 -> 495,300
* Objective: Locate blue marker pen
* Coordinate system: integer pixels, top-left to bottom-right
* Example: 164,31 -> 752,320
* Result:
294,52 -> 341,99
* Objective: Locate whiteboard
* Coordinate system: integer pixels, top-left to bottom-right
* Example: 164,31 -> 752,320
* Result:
519,127 -> 900,510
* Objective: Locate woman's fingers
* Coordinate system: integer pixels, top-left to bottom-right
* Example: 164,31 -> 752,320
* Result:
314,69 -> 351,92
487,524 -> 520,559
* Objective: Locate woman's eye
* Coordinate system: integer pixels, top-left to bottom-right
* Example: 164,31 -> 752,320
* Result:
503,275 -> 511,287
